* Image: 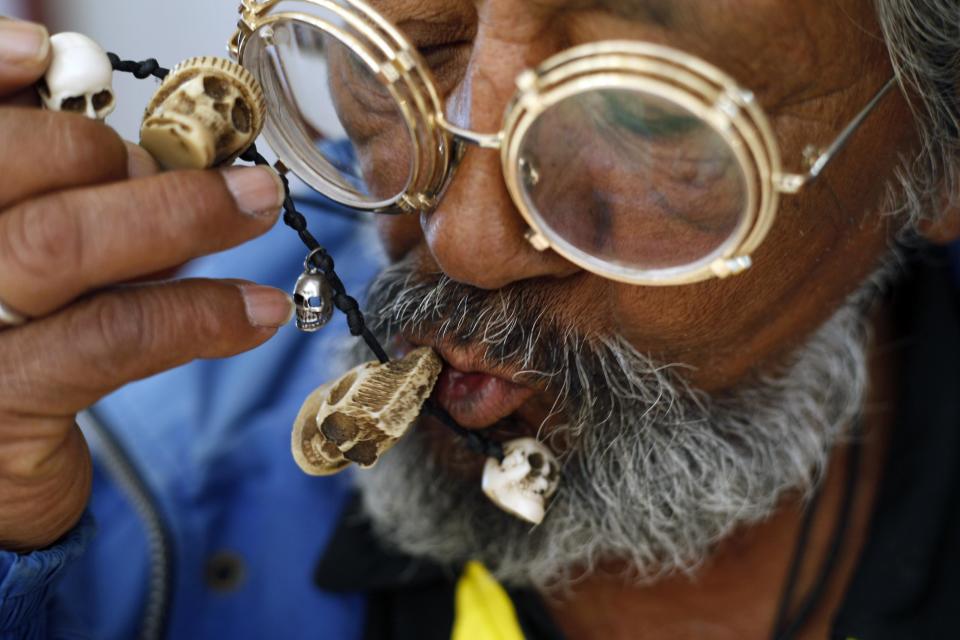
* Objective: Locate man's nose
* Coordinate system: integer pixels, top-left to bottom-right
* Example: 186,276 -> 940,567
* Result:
420,143 -> 578,290
419,38 -> 579,290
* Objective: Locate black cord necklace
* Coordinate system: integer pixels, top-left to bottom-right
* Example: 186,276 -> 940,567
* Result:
770,422 -> 864,639
108,54 -> 505,463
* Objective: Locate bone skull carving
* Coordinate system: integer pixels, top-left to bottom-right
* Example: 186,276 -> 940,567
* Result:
482,438 -> 560,525
140,56 -> 265,170
292,347 -> 442,476
293,271 -> 334,332
37,33 -> 116,121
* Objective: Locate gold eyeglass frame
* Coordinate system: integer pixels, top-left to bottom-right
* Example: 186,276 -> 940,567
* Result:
231,0 -> 896,286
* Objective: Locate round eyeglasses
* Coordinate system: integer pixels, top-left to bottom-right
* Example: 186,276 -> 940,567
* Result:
231,0 -> 896,286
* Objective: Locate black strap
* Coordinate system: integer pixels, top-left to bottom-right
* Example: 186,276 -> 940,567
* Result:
771,432 -> 864,639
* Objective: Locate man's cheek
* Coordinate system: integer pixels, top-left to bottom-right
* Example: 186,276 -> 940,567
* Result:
611,283 -> 727,346
377,215 -> 423,261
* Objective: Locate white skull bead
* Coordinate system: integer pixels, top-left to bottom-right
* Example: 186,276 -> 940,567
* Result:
482,438 -> 560,524
140,56 -> 265,170
37,33 -> 116,121
292,347 -> 442,476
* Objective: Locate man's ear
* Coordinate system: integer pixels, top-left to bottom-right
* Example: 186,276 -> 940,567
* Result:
918,191 -> 960,245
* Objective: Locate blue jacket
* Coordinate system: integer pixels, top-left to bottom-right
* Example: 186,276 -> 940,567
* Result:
0,199 -> 379,639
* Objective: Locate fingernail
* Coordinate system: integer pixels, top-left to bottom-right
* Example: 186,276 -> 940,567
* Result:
0,20 -> 50,64
223,167 -> 285,218
126,142 -> 160,178
239,284 -> 294,328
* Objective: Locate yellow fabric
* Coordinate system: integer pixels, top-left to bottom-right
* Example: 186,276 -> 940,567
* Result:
452,561 -> 526,640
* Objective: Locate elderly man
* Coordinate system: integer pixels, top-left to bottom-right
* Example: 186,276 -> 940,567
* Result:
1,0 -> 959,638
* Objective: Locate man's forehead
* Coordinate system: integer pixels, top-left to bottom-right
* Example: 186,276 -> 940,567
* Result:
379,0 -> 687,24
375,0 -> 883,108
527,0 -> 678,24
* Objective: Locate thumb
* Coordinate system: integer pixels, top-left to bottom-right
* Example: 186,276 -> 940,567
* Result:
0,18 -> 51,99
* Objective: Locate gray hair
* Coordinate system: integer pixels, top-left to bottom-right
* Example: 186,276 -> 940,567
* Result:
877,0 -> 960,223
354,258 -> 891,588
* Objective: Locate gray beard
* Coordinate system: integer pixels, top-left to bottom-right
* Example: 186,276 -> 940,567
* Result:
351,258 -> 890,590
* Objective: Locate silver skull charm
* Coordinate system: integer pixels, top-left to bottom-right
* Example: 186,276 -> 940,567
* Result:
293,270 -> 334,332
482,438 -> 561,525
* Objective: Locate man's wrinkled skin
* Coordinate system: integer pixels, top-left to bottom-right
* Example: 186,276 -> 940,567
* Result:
359,0 -> 960,638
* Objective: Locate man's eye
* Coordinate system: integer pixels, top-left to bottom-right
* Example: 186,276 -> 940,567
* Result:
598,93 -> 700,141
416,43 -> 470,95
418,43 -> 456,63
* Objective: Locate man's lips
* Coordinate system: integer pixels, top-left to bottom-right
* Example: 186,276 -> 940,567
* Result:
400,338 -> 537,429
433,366 -> 536,429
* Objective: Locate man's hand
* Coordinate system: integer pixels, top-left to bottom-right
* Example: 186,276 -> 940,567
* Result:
0,19 -> 293,552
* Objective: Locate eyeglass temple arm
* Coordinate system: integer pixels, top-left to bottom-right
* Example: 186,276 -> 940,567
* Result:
778,77 -> 897,194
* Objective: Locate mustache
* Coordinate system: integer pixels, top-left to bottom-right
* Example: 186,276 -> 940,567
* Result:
362,257 -> 699,436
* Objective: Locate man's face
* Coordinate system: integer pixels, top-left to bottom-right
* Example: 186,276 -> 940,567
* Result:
370,0 -> 908,386
351,0 -> 914,586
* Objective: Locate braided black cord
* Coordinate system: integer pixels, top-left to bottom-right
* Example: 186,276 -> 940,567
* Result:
239,146 -> 504,461
238,146 -> 390,362
110,56 -> 503,461
107,53 -> 169,80
422,403 -> 505,460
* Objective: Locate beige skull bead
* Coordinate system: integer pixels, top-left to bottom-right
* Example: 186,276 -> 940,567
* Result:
140,56 -> 266,170
292,347 -> 442,476
482,438 -> 561,525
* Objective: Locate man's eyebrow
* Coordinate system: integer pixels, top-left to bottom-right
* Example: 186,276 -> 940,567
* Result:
526,0 -> 681,26
598,0 -> 676,25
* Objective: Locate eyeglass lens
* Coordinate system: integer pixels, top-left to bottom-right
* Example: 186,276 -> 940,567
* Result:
516,90 -> 749,271
249,18 -> 415,204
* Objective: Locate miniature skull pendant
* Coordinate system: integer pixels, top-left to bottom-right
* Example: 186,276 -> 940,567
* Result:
293,270 -> 334,332
292,347 -> 442,475
37,33 -> 116,121
482,438 -> 560,525
140,56 -> 265,170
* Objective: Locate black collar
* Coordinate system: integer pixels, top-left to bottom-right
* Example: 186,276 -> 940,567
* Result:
833,250 -> 960,638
